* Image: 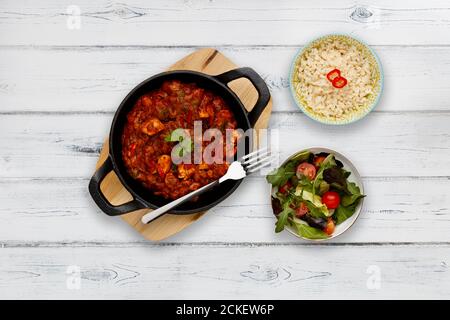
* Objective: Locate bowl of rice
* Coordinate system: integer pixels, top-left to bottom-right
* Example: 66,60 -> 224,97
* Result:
289,34 -> 383,125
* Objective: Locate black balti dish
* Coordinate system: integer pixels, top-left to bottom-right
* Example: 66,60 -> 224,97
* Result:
267,147 -> 365,241
89,68 -> 271,217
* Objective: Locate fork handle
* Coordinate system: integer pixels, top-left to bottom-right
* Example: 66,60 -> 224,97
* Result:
141,180 -> 220,224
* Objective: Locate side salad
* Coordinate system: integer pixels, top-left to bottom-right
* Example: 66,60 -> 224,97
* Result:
266,150 -> 365,240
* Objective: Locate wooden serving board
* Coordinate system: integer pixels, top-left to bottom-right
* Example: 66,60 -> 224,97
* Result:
94,48 -> 273,241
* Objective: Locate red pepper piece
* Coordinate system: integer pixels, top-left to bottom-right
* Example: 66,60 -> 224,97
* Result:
332,76 -> 348,89
157,167 -> 166,178
326,69 -> 341,82
127,142 -> 137,157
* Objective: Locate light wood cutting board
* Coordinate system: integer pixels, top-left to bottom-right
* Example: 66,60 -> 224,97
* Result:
93,48 -> 273,241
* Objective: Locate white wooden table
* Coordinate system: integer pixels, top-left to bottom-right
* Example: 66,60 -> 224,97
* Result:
1,0 -> 449,299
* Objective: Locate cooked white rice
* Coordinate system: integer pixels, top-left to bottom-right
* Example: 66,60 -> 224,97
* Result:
292,35 -> 381,123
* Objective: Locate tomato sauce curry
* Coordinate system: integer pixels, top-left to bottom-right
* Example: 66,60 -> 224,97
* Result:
121,80 -> 239,200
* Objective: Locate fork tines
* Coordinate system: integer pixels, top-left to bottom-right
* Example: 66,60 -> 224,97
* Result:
240,147 -> 276,174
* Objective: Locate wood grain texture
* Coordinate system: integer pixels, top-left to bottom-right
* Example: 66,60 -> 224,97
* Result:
1,0 -> 450,46
0,176 -> 449,243
2,46 -> 450,113
0,112 -> 448,179
0,245 -> 449,299
0,0 -> 449,299
94,48 -> 272,241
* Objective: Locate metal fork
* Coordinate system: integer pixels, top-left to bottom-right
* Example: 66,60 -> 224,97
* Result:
141,147 -> 275,224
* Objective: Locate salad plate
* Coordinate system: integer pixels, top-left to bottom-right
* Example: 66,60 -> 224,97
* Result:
267,147 -> 364,241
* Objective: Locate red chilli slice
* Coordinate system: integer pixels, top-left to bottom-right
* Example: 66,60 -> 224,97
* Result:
326,69 -> 341,82
332,76 -> 348,89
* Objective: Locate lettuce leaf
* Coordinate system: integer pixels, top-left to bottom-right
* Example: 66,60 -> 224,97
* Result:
291,220 -> 329,239
342,181 -> 365,206
275,206 -> 294,233
312,154 -> 336,197
266,161 -> 296,187
335,203 -> 358,225
266,151 -> 311,187
295,186 -> 330,218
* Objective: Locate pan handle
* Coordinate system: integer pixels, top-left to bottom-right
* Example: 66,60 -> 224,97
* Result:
88,156 -> 146,216
214,67 -> 271,127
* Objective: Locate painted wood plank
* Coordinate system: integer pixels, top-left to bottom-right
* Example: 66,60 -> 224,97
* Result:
1,46 -> 450,113
0,112 -> 448,179
0,245 -> 448,299
0,0 -> 449,300
2,0 -> 450,46
0,176 -> 449,243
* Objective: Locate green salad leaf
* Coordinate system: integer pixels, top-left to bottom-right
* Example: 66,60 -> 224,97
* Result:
342,169 -> 352,179
335,203 -> 358,225
266,162 -> 295,187
266,151 -> 311,187
305,201 -> 328,219
342,181 -> 365,206
312,154 -> 336,197
291,220 -> 329,239
275,205 -> 294,233
289,150 -> 311,164
294,187 -> 329,218
334,182 -> 365,224
297,175 -> 313,188
318,180 -> 330,195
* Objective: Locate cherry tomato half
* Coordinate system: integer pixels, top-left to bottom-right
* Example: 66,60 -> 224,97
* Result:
332,76 -> 348,89
296,162 -> 317,180
279,181 -> 292,194
295,202 -> 309,218
321,191 -> 341,209
326,68 -> 341,82
324,218 -> 335,235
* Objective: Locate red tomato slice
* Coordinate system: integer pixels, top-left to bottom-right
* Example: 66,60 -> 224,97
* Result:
332,76 -> 348,89
296,162 -> 317,180
322,191 -> 341,209
326,69 -> 341,82
295,202 -> 309,218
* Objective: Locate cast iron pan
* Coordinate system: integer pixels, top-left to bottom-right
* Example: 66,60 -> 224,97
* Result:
89,67 -> 271,216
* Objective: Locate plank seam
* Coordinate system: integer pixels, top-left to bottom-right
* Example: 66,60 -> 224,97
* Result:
0,176 -> 448,182
1,241 -> 450,248
2,110 -> 450,116
3,44 -> 450,50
